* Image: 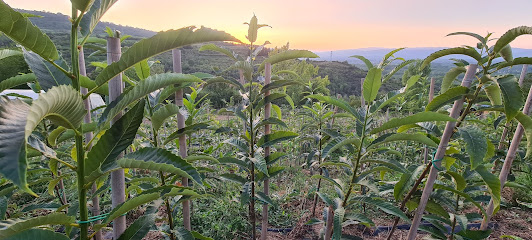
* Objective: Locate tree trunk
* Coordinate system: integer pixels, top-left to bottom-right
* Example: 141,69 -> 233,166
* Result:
172,49 -> 191,231
260,63 -> 272,240
107,36 -> 126,239
406,64 -> 477,240
481,64 -> 532,230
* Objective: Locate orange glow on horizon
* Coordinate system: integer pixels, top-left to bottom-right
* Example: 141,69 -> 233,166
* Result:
5,0 -> 532,51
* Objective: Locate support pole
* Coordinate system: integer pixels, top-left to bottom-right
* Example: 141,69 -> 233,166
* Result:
360,78 -> 365,108
80,48 -> 103,240
423,77 -> 436,164
406,64 -> 477,240
107,36 -> 126,239
260,63 -> 272,240
481,64 -> 532,230
173,49 -> 191,230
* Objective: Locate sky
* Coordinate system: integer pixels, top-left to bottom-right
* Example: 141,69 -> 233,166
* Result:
5,0 -> 532,51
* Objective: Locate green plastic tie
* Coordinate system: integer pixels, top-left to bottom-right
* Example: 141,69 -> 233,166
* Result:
431,150 -> 444,171
77,213 -> 125,224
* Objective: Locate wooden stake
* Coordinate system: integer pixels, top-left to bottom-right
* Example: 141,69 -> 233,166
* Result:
107,36 -> 126,239
172,49 -> 191,230
406,64 -> 477,240
260,63 -> 272,240
481,64 -> 531,230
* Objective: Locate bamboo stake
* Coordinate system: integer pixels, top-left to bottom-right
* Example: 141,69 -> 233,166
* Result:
80,47 -> 102,240
406,64 -> 477,240
423,77 -> 436,164
493,65 -> 528,172
172,49 -> 191,231
260,63 -> 272,240
324,207 -> 334,240
481,64 -> 531,230
107,36 -> 126,239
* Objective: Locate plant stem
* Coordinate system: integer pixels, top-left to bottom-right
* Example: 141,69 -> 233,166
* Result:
311,116 -> 323,217
147,96 -> 176,240
342,104 -> 370,207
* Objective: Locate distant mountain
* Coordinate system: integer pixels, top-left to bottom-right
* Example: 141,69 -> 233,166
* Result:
18,9 -> 156,38
314,47 -> 532,64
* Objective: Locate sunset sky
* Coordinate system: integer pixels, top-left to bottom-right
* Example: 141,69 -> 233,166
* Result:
5,0 -> 532,51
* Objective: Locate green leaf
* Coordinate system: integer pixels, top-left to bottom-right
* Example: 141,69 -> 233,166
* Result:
371,112 -> 455,134
4,229 -> 70,240
496,57 -> 532,70
117,212 -> 155,240
394,165 -> 425,201
405,74 -> 421,90
456,230 -> 492,240
322,137 -> 360,159
249,155 -> 268,176
493,26 -> 532,54
256,191 -> 275,206
80,0 -> 118,36
151,104 -> 180,132
0,2 -> 58,61
350,55 -> 373,70
100,193 -> 159,227
204,77 -> 244,91
134,59 -> 150,80
0,49 -> 21,61
345,213 -> 374,226
100,73 -> 201,124
351,197 -> 410,222
23,51 -> 71,91
198,43 -> 237,60
312,175 -> 342,190
0,74 -> 36,93
362,68 -> 382,103
70,0 -> 95,12
426,86 -> 469,112
369,133 -> 437,148
80,76 -> 109,95
0,213 -> 75,238
382,59 -> 415,83
333,207 -> 345,240
447,32 -> 486,45
258,49 -> 318,72
218,156 -> 248,169
307,95 -> 361,121
421,47 -> 482,69
446,171 -> 466,191
433,184 -> 486,216
219,173 -> 247,184
223,138 -> 249,153
260,80 -> 301,94
95,27 -> 238,89
441,67 -> 466,93
1,86 -> 85,193
118,147 -> 202,184
256,131 -> 298,147
484,84 -> 503,106
499,44 -> 513,62
254,93 -> 287,110
497,75 -> 523,121
85,100 -> 144,183
515,112 -> 532,157
163,123 -> 209,145
458,126 -> 487,170
475,165 -> 501,212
